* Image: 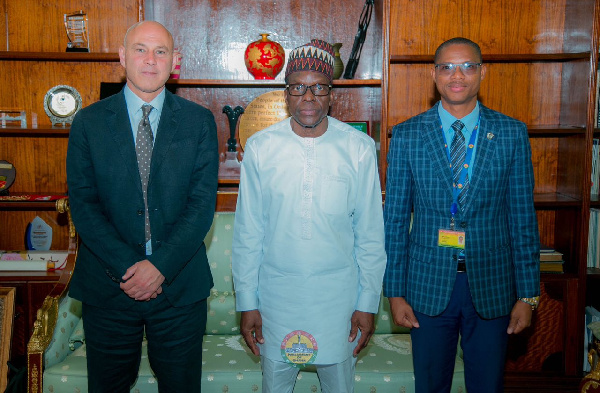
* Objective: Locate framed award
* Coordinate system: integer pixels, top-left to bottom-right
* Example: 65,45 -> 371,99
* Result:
43,85 -> 82,126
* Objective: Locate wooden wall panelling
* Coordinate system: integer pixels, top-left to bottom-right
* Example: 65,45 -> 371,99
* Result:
152,0 -> 384,163
0,136 -> 68,192
0,210 -> 70,251
562,0 -> 596,53
0,61 -> 126,127
4,0 -> 141,52
0,0 -> 6,51
479,63 -> 563,125
537,210 -> 556,248
388,0 -> 570,56
152,0 -> 382,81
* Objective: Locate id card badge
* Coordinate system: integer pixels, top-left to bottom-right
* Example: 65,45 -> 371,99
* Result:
438,229 -> 466,249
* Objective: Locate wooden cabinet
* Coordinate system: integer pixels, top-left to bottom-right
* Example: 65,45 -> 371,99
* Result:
381,0 -> 598,390
0,272 -> 62,368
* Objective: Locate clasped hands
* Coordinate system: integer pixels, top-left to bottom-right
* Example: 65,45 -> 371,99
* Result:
120,259 -> 165,301
240,309 -> 375,357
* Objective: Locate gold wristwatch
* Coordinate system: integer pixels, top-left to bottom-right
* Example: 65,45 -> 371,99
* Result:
519,296 -> 540,310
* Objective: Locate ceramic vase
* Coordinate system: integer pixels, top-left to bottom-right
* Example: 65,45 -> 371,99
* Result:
244,33 -> 285,80
333,43 -> 344,79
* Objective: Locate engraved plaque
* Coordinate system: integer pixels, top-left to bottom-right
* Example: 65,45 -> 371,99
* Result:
238,90 -> 290,150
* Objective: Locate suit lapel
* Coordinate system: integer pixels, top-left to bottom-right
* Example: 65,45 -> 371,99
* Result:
421,105 -> 453,192
106,91 -> 143,193
462,106 -> 497,214
150,91 -> 181,176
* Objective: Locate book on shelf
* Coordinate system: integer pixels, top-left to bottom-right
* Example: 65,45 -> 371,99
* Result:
540,251 -> 563,262
539,244 -> 564,272
0,250 -> 68,271
540,244 -> 563,260
540,261 -> 564,273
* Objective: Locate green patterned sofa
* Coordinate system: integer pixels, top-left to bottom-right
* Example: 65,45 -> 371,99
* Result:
29,211 -> 466,393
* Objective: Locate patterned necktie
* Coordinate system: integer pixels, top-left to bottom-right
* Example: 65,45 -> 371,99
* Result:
136,104 -> 154,242
450,120 -> 469,207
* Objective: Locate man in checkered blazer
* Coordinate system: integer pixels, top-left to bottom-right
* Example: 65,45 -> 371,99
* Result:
383,37 -> 540,393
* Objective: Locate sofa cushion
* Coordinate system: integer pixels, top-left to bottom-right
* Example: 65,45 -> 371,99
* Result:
43,295 -> 83,369
44,333 -> 466,393
206,293 -> 240,335
205,212 -> 235,294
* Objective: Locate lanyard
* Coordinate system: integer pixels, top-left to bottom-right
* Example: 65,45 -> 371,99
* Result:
443,118 -> 479,228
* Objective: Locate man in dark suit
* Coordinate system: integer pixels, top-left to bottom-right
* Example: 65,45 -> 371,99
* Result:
383,37 -> 540,393
66,21 -> 218,393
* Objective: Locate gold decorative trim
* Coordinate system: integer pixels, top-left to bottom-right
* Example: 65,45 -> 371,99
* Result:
582,340 -> 600,393
56,198 -> 76,239
28,363 -> 39,393
27,296 -> 59,354
28,197 -> 79,393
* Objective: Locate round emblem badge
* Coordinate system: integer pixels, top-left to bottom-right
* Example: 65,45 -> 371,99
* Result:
280,330 -> 318,367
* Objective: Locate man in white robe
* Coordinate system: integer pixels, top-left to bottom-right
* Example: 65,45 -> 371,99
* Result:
232,39 -> 387,393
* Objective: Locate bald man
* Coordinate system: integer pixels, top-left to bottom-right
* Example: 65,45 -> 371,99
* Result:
67,21 -> 218,393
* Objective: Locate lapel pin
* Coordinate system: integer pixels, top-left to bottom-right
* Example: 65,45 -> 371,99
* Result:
487,132 -> 495,140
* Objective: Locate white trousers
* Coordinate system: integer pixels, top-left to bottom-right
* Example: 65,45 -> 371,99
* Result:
261,356 -> 356,393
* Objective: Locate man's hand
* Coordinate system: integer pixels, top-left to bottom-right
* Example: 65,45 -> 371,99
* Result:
388,297 -> 420,329
349,310 -> 375,357
507,300 -> 533,334
240,310 -> 264,356
120,259 -> 165,301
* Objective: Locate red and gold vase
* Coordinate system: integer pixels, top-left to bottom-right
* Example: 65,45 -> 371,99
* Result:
244,33 -> 285,80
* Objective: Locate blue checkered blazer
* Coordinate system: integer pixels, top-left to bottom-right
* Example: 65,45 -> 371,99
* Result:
383,102 -> 540,319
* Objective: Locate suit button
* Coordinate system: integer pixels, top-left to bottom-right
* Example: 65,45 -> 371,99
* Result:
460,222 -> 467,228
452,255 -> 457,260
137,210 -> 143,215
138,243 -> 144,248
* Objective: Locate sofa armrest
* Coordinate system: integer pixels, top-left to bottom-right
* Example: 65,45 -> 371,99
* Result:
27,198 -> 78,393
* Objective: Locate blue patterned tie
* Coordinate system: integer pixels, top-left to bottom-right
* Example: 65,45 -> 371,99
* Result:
136,104 -> 153,242
450,120 -> 469,207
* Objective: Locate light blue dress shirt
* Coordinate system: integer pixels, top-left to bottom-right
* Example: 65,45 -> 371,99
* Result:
123,85 -> 166,255
438,101 -> 480,179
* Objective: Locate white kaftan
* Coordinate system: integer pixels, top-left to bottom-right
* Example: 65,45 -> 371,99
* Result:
232,116 -> 386,365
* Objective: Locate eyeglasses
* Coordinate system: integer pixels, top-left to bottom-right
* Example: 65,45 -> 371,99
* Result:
286,83 -> 332,96
434,62 -> 482,76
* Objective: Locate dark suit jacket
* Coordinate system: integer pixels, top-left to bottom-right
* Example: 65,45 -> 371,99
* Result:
383,102 -> 540,319
66,88 -> 218,309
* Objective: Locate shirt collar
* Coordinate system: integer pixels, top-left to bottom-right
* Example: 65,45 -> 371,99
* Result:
124,85 -> 166,119
437,101 -> 480,134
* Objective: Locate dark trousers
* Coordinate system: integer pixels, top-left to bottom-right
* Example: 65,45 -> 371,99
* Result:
411,273 -> 510,393
82,296 -> 207,393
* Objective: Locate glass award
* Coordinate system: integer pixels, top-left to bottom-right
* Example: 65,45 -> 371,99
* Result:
64,11 -> 89,52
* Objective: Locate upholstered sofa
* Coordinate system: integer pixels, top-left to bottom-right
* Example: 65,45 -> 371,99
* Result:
28,209 -> 466,393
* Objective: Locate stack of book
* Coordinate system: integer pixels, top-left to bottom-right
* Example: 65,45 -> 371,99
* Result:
0,250 -> 68,271
540,244 -> 564,273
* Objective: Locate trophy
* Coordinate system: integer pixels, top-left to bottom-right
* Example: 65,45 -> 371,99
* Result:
218,105 -> 244,179
64,11 -> 89,52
